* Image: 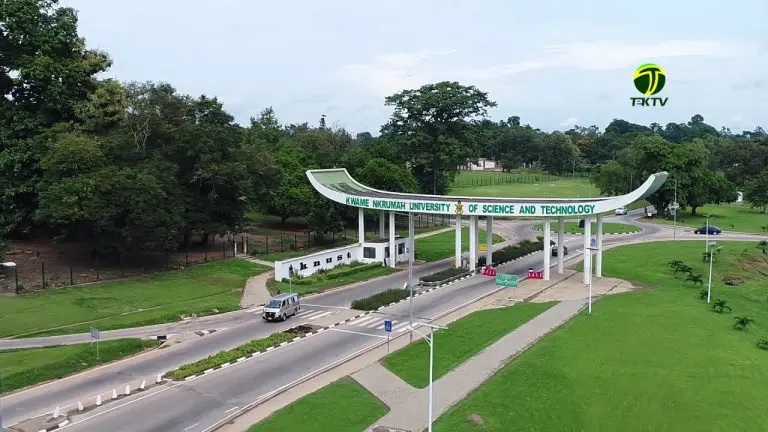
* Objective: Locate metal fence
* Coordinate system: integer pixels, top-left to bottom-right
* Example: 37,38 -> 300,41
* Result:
452,172 -> 589,188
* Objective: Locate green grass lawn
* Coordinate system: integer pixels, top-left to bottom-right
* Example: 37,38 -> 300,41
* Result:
434,240 -> 768,431
450,177 -> 597,198
267,263 -> 398,295
248,377 -> 388,432
533,221 -> 640,234
0,339 -> 160,395
0,259 -> 269,339
383,302 -> 556,388
653,203 -> 768,234
415,227 -> 505,262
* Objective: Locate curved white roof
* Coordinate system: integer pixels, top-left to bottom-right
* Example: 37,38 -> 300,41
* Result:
306,168 -> 668,217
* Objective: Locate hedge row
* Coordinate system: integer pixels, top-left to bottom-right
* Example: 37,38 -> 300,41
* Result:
420,266 -> 470,283
477,238 -> 543,267
165,331 -> 297,380
286,261 -> 381,284
351,288 -> 411,311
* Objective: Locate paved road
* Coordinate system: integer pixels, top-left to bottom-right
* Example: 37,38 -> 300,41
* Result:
5,216 -> 765,429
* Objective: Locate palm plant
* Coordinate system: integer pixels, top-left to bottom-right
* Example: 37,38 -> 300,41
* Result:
734,315 -> 755,330
675,264 -> 694,277
712,299 -> 731,314
757,337 -> 768,351
684,272 -> 704,287
699,289 -> 708,300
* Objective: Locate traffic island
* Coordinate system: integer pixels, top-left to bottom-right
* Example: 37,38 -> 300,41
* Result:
8,414 -> 69,432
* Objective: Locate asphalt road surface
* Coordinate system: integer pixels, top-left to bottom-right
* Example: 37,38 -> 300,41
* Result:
5,216 -> 765,430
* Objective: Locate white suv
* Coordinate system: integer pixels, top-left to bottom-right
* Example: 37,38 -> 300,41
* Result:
614,207 -> 628,215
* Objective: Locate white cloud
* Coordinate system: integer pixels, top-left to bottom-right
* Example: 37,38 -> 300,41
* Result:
560,117 -> 579,127
334,50 -> 456,98
458,40 -> 757,80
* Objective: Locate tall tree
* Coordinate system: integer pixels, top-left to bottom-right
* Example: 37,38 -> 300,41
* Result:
380,81 -> 497,194
744,169 -> 768,213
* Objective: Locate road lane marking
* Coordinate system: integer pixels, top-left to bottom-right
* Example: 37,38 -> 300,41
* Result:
184,423 -> 199,431
301,303 -> 348,309
328,328 -> 388,339
224,406 -> 239,414
306,311 -> 333,320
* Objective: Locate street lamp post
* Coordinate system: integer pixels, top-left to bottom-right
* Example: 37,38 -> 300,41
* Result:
408,323 -> 447,432
585,247 -> 598,314
673,179 -> 678,240
706,246 -> 722,304
408,212 -> 415,338
705,214 -> 713,254
0,261 -> 14,432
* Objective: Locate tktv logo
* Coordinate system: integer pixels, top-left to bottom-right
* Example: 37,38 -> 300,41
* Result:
631,63 -> 668,107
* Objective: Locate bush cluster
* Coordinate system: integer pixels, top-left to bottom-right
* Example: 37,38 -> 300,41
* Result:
477,239 -> 543,267
350,289 -> 411,311
165,331 -> 297,380
283,261 -> 379,284
420,266 -> 469,283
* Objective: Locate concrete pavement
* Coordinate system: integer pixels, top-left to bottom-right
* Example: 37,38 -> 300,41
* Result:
356,299 -> 587,432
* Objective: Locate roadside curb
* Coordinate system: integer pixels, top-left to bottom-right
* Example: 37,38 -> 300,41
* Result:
35,418 -> 69,432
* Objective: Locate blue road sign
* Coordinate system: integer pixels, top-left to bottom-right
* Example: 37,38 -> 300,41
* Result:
384,320 -> 393,332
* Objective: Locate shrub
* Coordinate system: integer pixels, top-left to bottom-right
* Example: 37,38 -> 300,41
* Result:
351,288 -> 410,311
477,239 -> 543,267
699,289 -> 708,300
757,337 -> 768,350
283,261 -> 379,284
684,272 -> 704,286
733,315 -> 755,330
712,299 -> 732,314
722,275 -> 743,286
165,331 -> 297,380
420,267 -> 469,283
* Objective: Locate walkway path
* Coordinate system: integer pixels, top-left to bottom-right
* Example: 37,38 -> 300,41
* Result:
353,299 -> 586,431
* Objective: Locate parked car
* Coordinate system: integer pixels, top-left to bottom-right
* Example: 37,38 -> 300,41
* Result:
551,244 -> 568,257
262,293 -> 301,321
614,207 -> 628,215
694,226 -> 722,235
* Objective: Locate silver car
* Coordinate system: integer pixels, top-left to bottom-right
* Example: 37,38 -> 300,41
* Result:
262,293 -> 300,321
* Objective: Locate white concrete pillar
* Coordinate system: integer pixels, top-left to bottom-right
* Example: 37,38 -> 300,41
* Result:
408,212 -> 415,264
379,211 -> 386,238
583,216 -> 592,284
455,215 -> 462,268
596,214 -> 604,277
485,216 -> 493,266
388,212 -> 396,268
469,216 -> 478,272
358,208 -> 365,243
543,218 -> 551,280
557,217 -> 565,274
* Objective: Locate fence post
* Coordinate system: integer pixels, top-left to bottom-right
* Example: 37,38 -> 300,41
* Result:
265,235 -> 269,255
165,250 -> 170,269
96,256 -> 100,281
185,245 -> 189,266
222,238 -> 226,259
204,242 -> 208,262
41,262 -> 46,288
307,231 -> 311,248
120,254 -> 124,277
242,236 -> 247,255
280,234 -> 284,252
69,264 -> 74,285
293,233 -> 297,250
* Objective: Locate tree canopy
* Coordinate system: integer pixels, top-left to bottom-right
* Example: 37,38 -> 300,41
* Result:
1,1 -> 765,255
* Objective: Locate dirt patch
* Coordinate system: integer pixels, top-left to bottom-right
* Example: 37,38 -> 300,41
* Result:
283,324 -> 322,335
468,414 -> 486,426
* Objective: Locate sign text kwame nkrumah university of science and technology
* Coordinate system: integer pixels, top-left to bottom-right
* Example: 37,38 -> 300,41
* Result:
345,197 -> 596,216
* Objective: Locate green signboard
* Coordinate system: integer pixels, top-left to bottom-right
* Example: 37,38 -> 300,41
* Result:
496,274 -> 519,288
344,197 -> 597,217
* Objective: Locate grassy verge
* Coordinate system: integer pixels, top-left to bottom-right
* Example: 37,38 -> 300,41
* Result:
350,289 -> 410,311
0,339 -> 160,395
165,332 -> 297,380
383,302 -> 556,388
415,227 -> 504,262
267,262 -> 398,295
248,377 -> 388,432
0,259 -> 269,339
434,240 -> 768,431
533,221 -> 640,234
650,203 -> 768,234
450,177 -> 597,198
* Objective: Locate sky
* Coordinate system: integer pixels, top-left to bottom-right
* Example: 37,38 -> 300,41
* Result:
62,0 -> 768,135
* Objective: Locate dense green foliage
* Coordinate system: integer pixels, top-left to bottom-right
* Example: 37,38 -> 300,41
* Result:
420,266 -> 470,283
350,288 -> 411,311
477,239 -> 543,267
165,331 -> 297,380
2,1 -> 765,257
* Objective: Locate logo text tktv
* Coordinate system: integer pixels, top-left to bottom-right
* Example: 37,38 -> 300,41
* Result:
631,63 -> 668,107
